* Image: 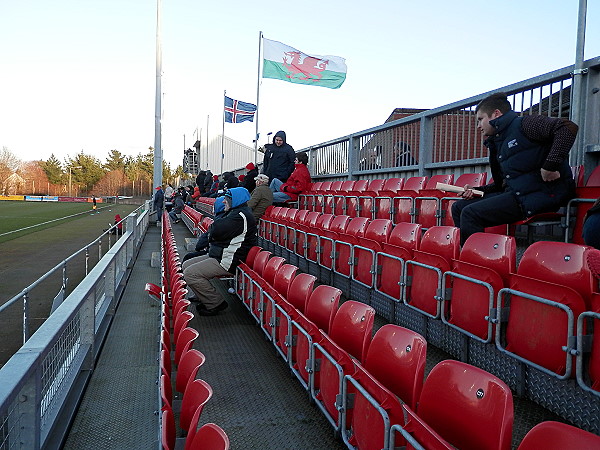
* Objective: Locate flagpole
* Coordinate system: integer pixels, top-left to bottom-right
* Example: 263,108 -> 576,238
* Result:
254,31 -> 263,164
221,90 -> 226,176
206,115 -> 209,170
153,0 -> 163,192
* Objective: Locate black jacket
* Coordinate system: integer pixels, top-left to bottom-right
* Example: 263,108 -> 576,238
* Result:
243,167 -> 259,192
263,130 -> 295,182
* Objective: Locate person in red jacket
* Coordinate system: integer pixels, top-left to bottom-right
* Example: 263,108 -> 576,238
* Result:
270,152 -> 311,203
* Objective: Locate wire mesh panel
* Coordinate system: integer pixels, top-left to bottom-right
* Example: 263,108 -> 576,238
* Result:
356,121 -> 421,172
312,140 -> 348,175
0,400 -> 21,450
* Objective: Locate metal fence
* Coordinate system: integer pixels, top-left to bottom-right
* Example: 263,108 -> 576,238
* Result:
0,204 -> 150,449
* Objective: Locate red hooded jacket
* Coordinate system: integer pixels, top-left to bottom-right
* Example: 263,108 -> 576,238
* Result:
280,163 -> 312,201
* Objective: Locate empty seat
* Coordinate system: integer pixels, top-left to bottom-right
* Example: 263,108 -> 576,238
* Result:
188,423 -> 230,450
403,360 -> 514,450
175,327 -> 200,366
442,233 -> 516,342
497,241 -> 592,377
176,349 -> 207,394
356,178 -> 388,219
577,311 -> 600,395
161,407 -> 176,450
344,179 -> 370,218
404,226 -> 460,318
373,177 -> 406,221
516,421 -> 600,450
179,379 -> 213,434
390,176 -> 428,224
352,219 -> 393,288
333,217 -> 370,278
412,174 -> 455,228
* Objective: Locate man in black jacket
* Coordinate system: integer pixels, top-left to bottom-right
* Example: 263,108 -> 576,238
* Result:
182,187 -> 257,315
452,92 -> 577,245
262,130 -> 295,183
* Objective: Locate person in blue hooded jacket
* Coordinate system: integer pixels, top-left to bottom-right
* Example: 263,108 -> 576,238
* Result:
262,130 -> 295,183
181,197 -> 226,263
182,187 -> 257,315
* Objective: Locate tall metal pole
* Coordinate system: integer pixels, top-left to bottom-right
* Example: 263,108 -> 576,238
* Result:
206,115 -> 210,170
153,0 -> 163,192
571,0 -> 587,166
221,90 -> 226,176
254,31 -> 263,164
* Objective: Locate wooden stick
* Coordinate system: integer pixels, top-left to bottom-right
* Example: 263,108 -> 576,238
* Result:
436,182 -> 484,197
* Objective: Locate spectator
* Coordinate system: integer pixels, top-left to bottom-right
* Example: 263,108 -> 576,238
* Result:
182,187 -> 257,315
153,185 -> 164,224
393,142 -> 416,167
92,195 -> 97,212
195,171 -> 206,194
583,198 -> 600,249
451,92 -> 577,245
203,170 -> 214,194
242,162 -> 259,193
191,185 -> 201,206
270,152 -> 311,204
105,214 -> 123,235
223,172 -> 239,189
248,174 -> 273,220
263,130 -> 295,183
168,189 -> 185,223
182,197 -> 226,263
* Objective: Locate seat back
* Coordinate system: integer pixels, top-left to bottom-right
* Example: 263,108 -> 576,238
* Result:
586,165 -> 600,186
315,213 -> 335,231
364,219 -> 393,243
327,214 -> 351,234
302,211 -> 321,228
175,327 -> 200,366
344,217 -> 370,239
179,379 -> 213,435
330,180 -> 344,191
454,172 -> 488,188
340,180 -> 355,191
161,408 -> 175,450
461,233 -> 516,284
388,222 -> 422,250
366,178 -> 386,193
403,176 -> 427,191
305,285 -> 342,334
517,421 -> 600,450
286,273 -> 317,313
329,301 -> 375,362
175,349 -> 206,394
174,311 -> 194,344
416,360 -> 513,450
252,251 -> 272,278
189,423 -> 230,450
294,209 -> 310,224
517,241 -> 596,309
381,177 -> 404,192
419,226 -> 460,262
425,173 -> 454,189
319,181 -> 333,192
310,181 -> 323,192
364,324 -> 427,409
262,256 -> 286,286
352,179 -> 369,192
273,264 -> 298,298
244,246 -> 262,269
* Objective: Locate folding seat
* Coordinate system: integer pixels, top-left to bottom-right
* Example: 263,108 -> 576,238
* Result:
373,177 -> 405,221
344,179 -> 369,218
316,214 -> 350,271
439,172 -> 487,226
496,241 -> 593,378
577,311 -> 600,396
333,217 -> 370,278
264,264 -> 298,342
442,232 -> 516,342
322,180 -> 343,214
390,175 -> 428,224
173,300 -> 191,327
269,207 -> 289,246
516,421 -> 600,450
179,379 -> 213,434
285,209 -> 309,260
187,423 -> 230,450
276,208 -> 298,249
294,211 -> 321,271
235,245 -> 261,299
175,327 -> 200,366
161,347 -> 171,379
273,273 -> 316,361
145,282 -> 163,301
375,222 -> 422,301
298,181 -> 322,210
404,226 -> 460,318
160,373 -> 172,412
412,174 -> 455,229
332,180 -> 356,216
290,285 -> 341,389
254,256 -> 286,331
314,181 -> 333,212
403,360 -> 513,450
174,311 -> 194,344
564,165 -> 600,244
176,348 -> 206,394
161,407 -> 176,450
306,213 -> 336,266
351,219 -> 393,288
311,301 -> 375,430
356,178 -> 386,218
243,250 -> 271,313
341,325 -> 426,450
261,206 -> 282,245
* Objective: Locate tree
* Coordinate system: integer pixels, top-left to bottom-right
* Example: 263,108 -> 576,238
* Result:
104,149 -> 127,172
0,147 -> 21,195
93,170 -> 128,196
17,161 -> 50,195
40,154 -> 63,184
66,151 -> 105,194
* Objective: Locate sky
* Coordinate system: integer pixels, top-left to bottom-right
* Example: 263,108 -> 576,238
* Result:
1,1 -> 599,171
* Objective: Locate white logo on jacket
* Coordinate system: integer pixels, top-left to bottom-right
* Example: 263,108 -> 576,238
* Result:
507,139 -> 518,148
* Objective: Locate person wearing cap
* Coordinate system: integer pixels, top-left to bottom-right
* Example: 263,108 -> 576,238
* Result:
182,187 -> 257,315
248,174 -> 273,220
263,130 -> 295,183
270,152 -> 312,204
153,185 -> 164,224
242,162 -> 259,193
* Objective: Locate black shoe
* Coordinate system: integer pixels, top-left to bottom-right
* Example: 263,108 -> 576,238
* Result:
196,301 -> 228,316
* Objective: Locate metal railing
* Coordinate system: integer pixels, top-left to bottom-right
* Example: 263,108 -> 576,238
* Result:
0,204 -> 150,449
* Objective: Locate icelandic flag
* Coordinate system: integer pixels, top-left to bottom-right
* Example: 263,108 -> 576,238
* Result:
224,96 -> 257,123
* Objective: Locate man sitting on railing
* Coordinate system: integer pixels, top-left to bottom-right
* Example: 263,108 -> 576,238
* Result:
452,92 -> 577,245
269,152 -> 311,204
182,187 -> 257,316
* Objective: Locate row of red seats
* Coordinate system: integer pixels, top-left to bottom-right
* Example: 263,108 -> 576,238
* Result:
234,245 -> 600,449
195,197 -> 217,217
297,165 -> 600,242
146,212 -> 229,450
181,206 -> 214,237
260,207 -> 600,391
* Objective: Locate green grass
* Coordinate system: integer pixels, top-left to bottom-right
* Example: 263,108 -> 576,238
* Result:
0,201 -> 101,242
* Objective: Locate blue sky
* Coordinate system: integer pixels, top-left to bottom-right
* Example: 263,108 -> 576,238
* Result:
1,1 -> 599,170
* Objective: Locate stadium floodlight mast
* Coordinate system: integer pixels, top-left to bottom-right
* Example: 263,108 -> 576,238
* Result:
69,166 -> 82,197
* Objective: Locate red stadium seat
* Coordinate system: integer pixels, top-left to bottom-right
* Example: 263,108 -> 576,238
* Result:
352,219 -> 393,288
577,311 -> 600,395
176,348 -> 207,394
175,327 -> 200,366
179,379 -> 213,434
188,423 -> 230,450
516,421 -> 600,450
390,176 -> 428,224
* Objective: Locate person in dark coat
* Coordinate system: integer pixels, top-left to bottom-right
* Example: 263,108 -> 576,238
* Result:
262,130 -> 295,183
451,92 -> 577,245
195,171 -> 206,194
242,162 -> 259,193
153,185 -> 164,223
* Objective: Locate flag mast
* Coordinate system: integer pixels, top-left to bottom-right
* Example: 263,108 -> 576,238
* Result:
153,0 -> 163,192
254,31 -> 263,164
221,90 -> 226,176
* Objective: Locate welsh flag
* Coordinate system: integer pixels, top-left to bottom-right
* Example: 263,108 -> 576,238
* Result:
262,38 -> 347,89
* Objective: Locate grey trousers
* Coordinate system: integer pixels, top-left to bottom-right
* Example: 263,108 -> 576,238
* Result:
182,255 -> 232,309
